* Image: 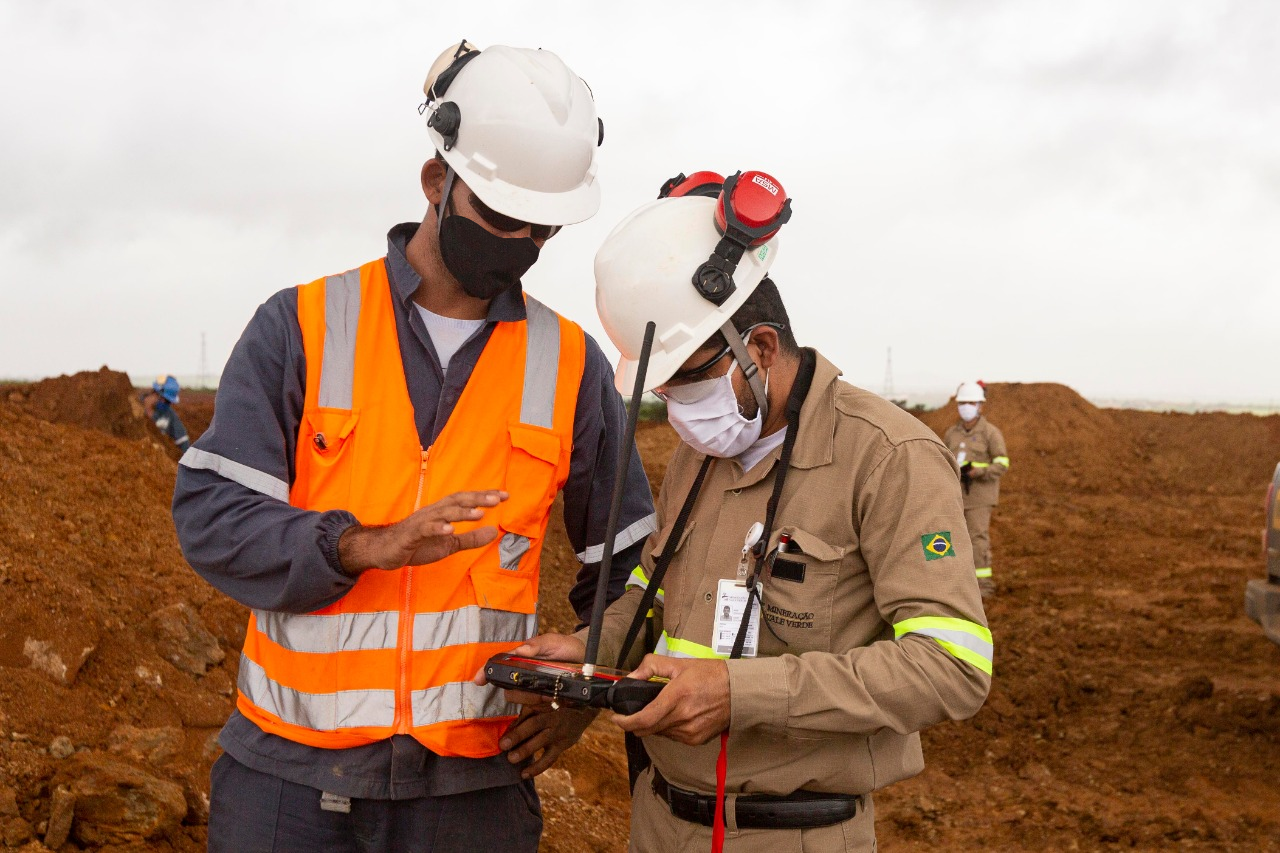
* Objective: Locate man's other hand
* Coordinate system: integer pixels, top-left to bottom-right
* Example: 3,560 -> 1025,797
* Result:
337,490 -> 508,575
499,704 -> 597,779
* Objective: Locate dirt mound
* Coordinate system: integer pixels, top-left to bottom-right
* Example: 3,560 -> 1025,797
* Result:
6,368 -> 149,442
917,382 -> 1141,495
0,403 -> 244,850
918,381 -> 1280,499
3,368 -> 196,463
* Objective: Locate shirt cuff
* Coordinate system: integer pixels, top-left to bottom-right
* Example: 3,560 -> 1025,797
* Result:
726,655 -> 791,733
318,510 -> 360,577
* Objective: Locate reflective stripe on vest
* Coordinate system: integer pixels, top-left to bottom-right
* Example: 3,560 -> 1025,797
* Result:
313,268 -> 563,425
236,260 -> 584,755
252,606 -> 537,654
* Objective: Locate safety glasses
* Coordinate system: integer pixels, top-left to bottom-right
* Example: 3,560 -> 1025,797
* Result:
663,322 -> 784,385
467,191 -> 561,241
654,361 -> 736,405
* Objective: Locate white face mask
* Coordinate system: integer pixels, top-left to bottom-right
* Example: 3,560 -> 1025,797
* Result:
664,361 -> 765,458
958,402 -> 980,422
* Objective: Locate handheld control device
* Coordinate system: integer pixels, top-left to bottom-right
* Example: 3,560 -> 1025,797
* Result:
483,654 -> 666,715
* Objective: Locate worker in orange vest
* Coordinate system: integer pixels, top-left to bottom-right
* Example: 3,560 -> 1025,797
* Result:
172,41 -> 655,853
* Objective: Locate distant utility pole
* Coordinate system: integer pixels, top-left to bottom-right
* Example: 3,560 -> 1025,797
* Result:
200,332 -> 208,390
882,346 -> 895,399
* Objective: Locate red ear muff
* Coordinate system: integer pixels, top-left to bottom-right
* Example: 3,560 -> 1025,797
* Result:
658,170 -> 726,199
692,170 -> 792,306
714,171 -> 789,246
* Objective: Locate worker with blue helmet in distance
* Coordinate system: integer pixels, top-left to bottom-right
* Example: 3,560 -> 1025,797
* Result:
141,374 -> 190,451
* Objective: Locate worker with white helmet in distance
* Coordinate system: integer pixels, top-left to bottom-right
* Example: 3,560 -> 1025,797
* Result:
944,381 -> 1009,599
499,171 -> 991,851
171,40 -> 655,852
141,374 -> 189,451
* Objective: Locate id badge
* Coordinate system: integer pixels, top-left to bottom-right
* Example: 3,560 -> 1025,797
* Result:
713,579 -> 760,658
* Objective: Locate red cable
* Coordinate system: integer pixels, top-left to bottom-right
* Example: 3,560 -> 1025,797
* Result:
711,731 -> 728,852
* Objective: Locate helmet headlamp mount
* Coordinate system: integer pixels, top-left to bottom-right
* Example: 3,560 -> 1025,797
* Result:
423,41 -> 481,152
692,170 -> 792,307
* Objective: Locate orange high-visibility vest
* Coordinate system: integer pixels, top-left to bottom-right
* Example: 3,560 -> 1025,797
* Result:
236,260 -> 585,757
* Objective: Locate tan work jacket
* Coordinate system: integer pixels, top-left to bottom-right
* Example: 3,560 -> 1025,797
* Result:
587,352 -> 991,798
943,416 -> 1009,509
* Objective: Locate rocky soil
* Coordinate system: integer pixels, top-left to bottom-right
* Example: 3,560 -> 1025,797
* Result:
0,372 -> 1277,851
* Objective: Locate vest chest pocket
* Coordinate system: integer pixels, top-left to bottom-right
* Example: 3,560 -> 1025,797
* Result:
757,527 -> 846,655
296,408 -> 360,508
502,424 -> 563,539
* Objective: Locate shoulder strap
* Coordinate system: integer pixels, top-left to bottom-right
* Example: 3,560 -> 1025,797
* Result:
615,455 -> 714,668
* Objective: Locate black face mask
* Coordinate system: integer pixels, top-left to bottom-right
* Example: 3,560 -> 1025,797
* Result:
438,212 -> 540,300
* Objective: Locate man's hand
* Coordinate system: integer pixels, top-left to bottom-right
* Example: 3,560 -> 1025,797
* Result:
968,465 -> 987,479
470,633 -> 587,706
499,704 -> 597,779
338,490 -> 508,575
610,655 -> 730,746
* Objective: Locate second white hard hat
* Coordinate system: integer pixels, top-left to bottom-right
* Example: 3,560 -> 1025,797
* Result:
423,42 -> 603,226
956,381 -> 986,403
595,196 -> 779,393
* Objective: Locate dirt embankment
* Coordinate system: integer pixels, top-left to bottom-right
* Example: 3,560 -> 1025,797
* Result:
1,373 -> 1278,851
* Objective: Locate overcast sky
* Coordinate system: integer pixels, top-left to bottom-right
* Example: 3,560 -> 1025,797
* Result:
3,0 -> 1277,407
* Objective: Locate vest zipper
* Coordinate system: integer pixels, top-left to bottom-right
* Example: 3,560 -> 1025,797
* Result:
396,447 -> 431,734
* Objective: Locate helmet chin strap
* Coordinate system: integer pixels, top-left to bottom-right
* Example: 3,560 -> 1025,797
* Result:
719,319 -> 769,424
436,165 -> 458,237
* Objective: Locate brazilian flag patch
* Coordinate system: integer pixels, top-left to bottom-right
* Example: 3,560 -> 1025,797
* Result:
921,531 -> 955,561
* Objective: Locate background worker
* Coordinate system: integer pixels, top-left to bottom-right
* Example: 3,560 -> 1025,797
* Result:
944,381 -> 1009,598
503,180 -> 991,851
141,374 -> 189,451
172,41 -> 654,853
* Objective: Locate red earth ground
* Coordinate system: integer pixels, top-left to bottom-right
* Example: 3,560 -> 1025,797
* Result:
0,372 -> 1277,851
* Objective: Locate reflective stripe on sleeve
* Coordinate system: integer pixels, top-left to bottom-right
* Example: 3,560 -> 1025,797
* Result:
411,680 -> 519,725
625,566 -> 665,604
577,513 -> 659,564
238,653 -> 395,729
654,630 -> 726,660
179,447 -> 290,502
993,456 -> 1010,468
975,567 -> 993,578
894,616 -> 993,675
970,461 -> 990,468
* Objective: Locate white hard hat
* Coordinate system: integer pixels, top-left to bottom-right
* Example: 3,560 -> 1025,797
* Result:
595,196 -> 779,393
956,381 -> 986,403
423,43 -> 602,226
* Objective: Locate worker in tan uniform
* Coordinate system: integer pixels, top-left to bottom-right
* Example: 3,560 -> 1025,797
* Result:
493,174 -> 992,851
943,381 -> 1009,599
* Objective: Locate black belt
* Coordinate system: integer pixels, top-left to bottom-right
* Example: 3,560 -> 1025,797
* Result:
651,768 -> 861,830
